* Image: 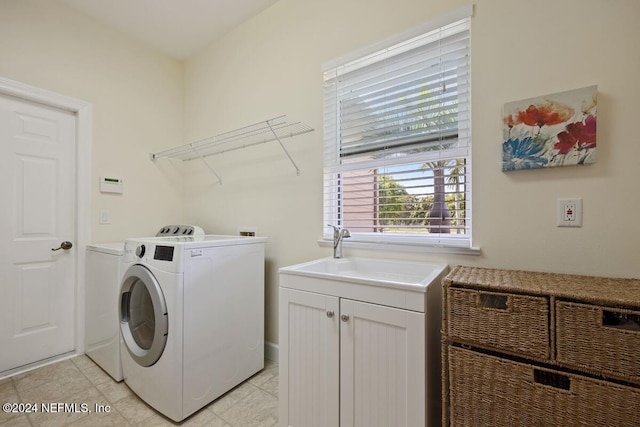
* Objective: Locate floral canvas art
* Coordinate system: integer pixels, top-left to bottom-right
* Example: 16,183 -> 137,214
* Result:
502,86 -> 597,171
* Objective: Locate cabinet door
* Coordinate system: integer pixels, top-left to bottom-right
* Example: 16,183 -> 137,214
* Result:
279,288 -> 340,427
340,299 -> 425,427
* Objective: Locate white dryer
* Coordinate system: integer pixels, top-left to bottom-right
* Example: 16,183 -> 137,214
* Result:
119,234 -> 266,422
85,242 -> 125,381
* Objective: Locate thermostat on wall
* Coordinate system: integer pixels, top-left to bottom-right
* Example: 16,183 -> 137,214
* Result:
100,176 -> 123,194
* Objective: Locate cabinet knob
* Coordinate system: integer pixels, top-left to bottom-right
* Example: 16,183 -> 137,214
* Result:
326,310 -> 334,318
341,314 -> 350,322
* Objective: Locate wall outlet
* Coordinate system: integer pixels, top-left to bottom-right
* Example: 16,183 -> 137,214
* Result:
557,198 -> 582,227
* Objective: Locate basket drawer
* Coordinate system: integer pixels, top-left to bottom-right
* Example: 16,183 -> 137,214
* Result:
556,301 -> 640,383
446,287 -> 550,359
448,346 -> 640,427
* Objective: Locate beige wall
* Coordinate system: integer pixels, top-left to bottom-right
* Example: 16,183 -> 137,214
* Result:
0,0 -> 185,242
2,0 -> 639,347
183,0 -> 640,344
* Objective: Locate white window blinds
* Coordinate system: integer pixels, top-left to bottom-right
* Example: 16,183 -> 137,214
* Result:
323,12 -> 471,249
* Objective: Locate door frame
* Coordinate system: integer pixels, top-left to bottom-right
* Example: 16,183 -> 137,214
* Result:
0,76 -> 92,363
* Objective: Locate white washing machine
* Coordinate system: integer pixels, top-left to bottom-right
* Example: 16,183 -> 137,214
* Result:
85,225 -> 204,382
119,234 -> 266,422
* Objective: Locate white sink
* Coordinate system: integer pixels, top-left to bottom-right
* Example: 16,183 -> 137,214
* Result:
279,257 -> 448,291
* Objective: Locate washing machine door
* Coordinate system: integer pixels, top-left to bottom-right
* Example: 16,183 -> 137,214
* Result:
119,264 -> 168,367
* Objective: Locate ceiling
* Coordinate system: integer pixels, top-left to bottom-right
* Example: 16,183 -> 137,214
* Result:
55,0 -> 280,60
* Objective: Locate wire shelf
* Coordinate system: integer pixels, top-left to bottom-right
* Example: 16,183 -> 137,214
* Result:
149,115 -> 313,184
150,115 -> 313,162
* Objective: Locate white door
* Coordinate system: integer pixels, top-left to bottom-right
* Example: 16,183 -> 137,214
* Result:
340,299 -> 426,427
279,288 -> 340,427
0,93 -> 76,373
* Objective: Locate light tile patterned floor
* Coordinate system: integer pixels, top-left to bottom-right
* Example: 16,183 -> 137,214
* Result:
0,356 -> 279,426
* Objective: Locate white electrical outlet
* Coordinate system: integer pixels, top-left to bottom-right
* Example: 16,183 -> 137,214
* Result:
557,198 -> 582,227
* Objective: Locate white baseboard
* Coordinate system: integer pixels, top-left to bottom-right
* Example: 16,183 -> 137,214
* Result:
265,341 -> 279,363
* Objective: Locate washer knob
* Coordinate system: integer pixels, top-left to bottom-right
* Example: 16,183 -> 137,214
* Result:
135,244 -> 146,258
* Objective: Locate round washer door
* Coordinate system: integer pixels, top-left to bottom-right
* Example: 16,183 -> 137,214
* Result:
119,264 -> 168,367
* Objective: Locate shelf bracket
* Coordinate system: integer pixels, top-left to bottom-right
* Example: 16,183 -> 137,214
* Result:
266,118 -> 300,176
190,143 -> 222,184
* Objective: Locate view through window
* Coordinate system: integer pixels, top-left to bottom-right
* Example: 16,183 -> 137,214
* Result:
323,13 -> 472,248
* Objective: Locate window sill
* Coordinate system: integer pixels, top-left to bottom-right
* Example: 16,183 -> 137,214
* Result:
317,239 -> 481,256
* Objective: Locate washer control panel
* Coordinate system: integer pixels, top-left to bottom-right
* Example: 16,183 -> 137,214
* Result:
153,245 -> 175,262
156,225 -> 204,238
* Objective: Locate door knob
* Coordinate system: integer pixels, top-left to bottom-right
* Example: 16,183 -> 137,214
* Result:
52,241 -> 73,251
326,310 -> 334,318
341,314 -> 350,322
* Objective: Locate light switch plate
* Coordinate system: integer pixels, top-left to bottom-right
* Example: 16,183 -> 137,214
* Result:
99,210 -> 110,225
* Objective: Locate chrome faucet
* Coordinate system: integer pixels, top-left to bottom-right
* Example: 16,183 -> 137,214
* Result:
328,224 -> 351,259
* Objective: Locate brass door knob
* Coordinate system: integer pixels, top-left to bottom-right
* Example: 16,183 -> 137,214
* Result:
51,241 -> 73,251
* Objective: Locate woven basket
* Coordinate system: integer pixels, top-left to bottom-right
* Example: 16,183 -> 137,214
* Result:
448,346 -> 640,427
446,287 -> 550,360
556,300 -> 640,384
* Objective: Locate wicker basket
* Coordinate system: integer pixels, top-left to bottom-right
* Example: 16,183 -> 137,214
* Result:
448,346 -> 640,427
556,300 -> 640,384
446,287 -> 550,360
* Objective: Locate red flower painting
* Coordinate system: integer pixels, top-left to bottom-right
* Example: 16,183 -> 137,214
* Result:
502,86 -> 598,171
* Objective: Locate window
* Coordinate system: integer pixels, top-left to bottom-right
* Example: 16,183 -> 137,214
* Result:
323,9 -> 472,250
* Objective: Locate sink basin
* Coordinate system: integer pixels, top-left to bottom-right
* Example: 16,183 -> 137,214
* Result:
279,257 -> 448,291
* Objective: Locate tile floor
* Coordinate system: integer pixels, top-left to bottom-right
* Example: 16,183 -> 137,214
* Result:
0,356 -> 279,427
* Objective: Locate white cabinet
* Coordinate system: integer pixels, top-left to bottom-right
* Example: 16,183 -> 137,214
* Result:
279,288 -> 339,427
279,261 -> 445,427
339,298 -> 425,427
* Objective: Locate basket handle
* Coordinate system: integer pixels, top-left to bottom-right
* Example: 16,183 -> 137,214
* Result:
478,292 -> 508,310
602,310 -> 640,332
534,369 -> 570,390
